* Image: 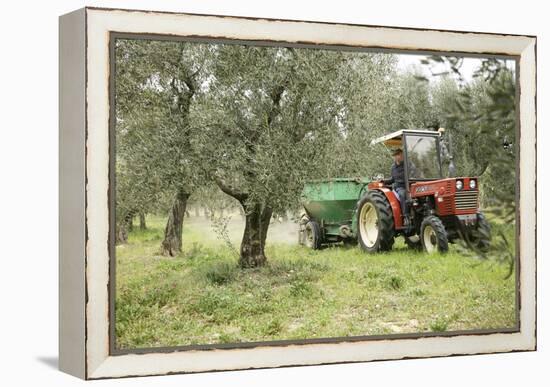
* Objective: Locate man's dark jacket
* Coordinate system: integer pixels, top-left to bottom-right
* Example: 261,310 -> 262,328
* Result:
385,161 -> 406,189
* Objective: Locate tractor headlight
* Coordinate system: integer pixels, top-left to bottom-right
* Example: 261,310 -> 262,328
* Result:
469,179 -> 477,189
455,180 -> 464,190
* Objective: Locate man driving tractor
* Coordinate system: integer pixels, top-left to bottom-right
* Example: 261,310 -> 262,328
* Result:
383,148 -> 418,228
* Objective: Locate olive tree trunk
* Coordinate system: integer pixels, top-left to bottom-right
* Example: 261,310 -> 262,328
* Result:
115,209 -> 136,245
161,190 -> 189,256
139,212 -> 147,230
239,204 -> 273,268
215,179 -> 273,268
115,223 -> 129,245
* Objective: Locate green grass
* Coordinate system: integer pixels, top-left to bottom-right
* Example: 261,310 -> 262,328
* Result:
115,215 -> 516,349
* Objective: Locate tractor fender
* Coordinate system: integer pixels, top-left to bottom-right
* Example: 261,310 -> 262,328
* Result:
351,188 -> 403,235
374,188 -> 403,229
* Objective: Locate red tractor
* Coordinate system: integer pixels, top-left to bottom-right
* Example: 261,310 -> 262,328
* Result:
358,129 -> 491,253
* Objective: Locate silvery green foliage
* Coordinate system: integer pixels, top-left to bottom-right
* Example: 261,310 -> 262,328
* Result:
115,39 -> 213,226
190,44 -> 398,215
423,57 -> 516,217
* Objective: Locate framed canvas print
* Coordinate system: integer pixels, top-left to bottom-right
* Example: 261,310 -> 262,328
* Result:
59,7 -> 537,380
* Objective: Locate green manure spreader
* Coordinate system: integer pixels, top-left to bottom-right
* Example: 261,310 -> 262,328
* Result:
298,178 -> 369,250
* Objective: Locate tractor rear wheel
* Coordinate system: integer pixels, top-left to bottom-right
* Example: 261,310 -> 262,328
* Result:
357,191 -> 395,253
420,216 -> 449,253
304,220 -> 322,250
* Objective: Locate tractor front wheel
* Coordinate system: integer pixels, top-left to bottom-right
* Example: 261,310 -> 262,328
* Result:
357,191 -> 395,253
420,216 -> 449,253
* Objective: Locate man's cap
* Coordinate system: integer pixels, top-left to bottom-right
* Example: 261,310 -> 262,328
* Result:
391,148 -> 403,156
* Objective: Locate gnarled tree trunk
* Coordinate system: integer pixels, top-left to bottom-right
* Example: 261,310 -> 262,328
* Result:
215,178 -> 274,268
116,209 -> 136,245
116,223 -> 129,245
239,204 -> 273,268
161,190 -> 189,256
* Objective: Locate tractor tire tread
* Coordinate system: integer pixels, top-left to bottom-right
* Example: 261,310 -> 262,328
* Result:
305,220 -> 322,250
357,190 -> 395,252
421,215 -> 449,253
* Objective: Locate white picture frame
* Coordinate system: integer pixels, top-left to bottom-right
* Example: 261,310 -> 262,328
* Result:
59,7 -> 537,380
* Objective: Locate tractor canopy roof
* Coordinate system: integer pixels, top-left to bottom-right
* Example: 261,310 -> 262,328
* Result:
370,129 -> 442,148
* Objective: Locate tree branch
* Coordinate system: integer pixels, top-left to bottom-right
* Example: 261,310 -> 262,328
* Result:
267,84 -> 286,127
214,177 -> 248,202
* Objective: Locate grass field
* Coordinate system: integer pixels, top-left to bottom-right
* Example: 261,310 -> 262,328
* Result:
115,214 -> 516,350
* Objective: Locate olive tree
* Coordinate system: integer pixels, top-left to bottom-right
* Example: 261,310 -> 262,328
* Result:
323,53 -> 398,178
391,69 -> 436,129
191,44 -> 397,267
115,39 -> 212,254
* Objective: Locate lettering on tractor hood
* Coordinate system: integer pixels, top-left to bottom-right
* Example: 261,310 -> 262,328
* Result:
414,184 -> 435,193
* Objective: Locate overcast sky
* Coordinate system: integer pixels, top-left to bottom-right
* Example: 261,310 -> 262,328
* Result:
396,54 -> 515,83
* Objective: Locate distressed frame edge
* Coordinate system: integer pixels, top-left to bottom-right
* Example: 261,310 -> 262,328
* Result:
108,31 -> 524,358
81,7 -> 537,380
517,37 -> 537,348
59,7 -> 87,380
